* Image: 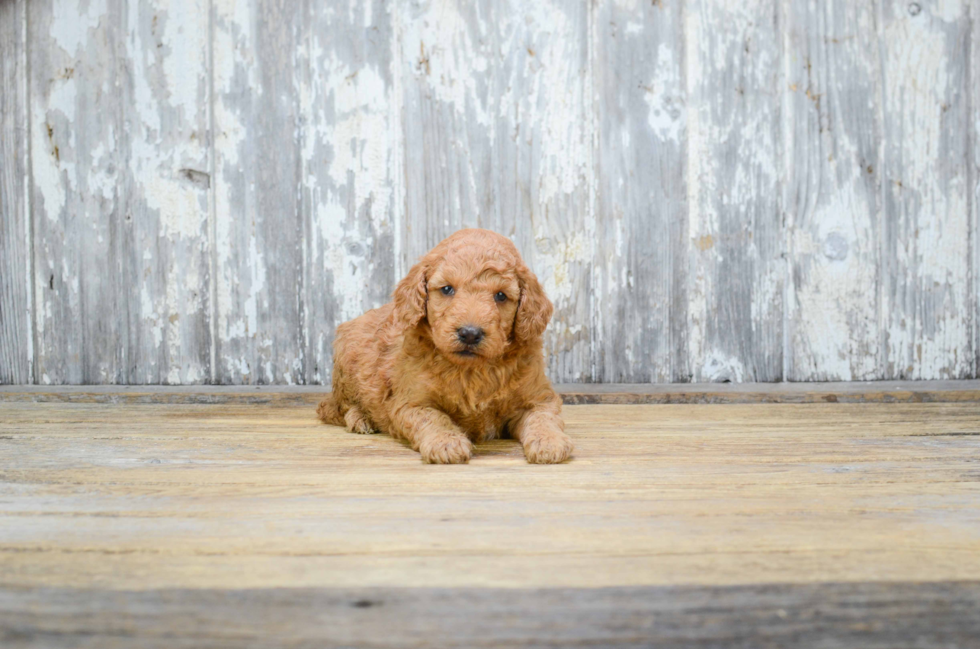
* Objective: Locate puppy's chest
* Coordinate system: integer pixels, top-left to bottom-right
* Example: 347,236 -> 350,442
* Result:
447,395 -> 512,442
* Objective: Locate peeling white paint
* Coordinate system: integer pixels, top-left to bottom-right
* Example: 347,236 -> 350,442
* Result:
791,188 -> 878,379
159,0 -> 208,119
30,101 -> 67,221
533,229 -> 589,307
400,0 -> 491,126
325,68 -> 391,226
930,0 -> 963,22
644,43 -> 684,142
881,1 -> 971,378
50,0 -> 106,56
684,0 -> 708,377
701,351 -> 745,383
15,0 -> 978,385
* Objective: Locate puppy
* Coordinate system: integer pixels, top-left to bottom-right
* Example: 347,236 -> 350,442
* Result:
317,229 -> 573,464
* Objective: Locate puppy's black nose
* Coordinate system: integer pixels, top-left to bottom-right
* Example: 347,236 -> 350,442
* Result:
457,325 -> 485,346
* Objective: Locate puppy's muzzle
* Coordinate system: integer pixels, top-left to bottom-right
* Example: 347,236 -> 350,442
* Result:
456,325 -> 485,346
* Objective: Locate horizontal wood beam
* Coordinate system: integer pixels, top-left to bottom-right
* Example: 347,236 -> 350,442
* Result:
3,582 -> 978,648
1,380 -> 979,405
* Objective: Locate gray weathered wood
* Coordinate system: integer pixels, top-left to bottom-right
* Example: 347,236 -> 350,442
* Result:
4,0 -> 979,385
592,0 -> 687,383
212,0 -> 306,384
2,398 -> 980,645
3,380 -> 980,405
684,0 -> 784,382
0,0 -> 31,384
972,0 -> 979,379
880,0 -> 973,379
785,0 -> 882,381
2,582 -> 978,649
212,0 -> 397,386
29,0 -> 212,384
300,0 -> 397,385
398,0 -> 595,382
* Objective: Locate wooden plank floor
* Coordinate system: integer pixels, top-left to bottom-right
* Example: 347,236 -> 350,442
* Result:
1,398 -> 979,647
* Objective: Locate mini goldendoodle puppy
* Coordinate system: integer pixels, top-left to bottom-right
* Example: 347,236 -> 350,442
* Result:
317,229 -> 573,464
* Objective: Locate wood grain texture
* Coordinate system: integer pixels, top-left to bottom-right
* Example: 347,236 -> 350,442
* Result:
0,0 -> 31,384
300,0 -> 398,385
3,582 -> 979,648
398,0 -> 595,382
880,0 -> 973,379
29,0 -> 212,385
684,0 -> 784,382
785,0 -> 882,381
972,0 -> 979,379
2,401 -> 980,591
212,0 -> 397,386
212,0 -> 305,384
592,0 -> 688,383
3,399 -> 980,645
4,0 -> 980,385
3,381 -> 980,405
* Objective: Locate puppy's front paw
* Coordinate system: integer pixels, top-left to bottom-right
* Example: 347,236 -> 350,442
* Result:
344,407 -> 376,434
523,430 -> 574,464
419,433 -> 473,464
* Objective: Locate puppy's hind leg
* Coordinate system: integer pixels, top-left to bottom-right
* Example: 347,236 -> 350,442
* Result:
344,406 -> 377,435
316,393 -> 346,426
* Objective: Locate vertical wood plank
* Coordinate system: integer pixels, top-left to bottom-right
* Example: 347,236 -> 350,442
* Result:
300,0 -> 397,385
784,0 -> 882,381
592,0 -> 687,382
398,0 -> 595,382
684,0 -> 784,382
212,0 -> 305,384
0,0 -> 32,384
972,0 -> 979,378
880,0 -> 972,379
29,0 -> 212,384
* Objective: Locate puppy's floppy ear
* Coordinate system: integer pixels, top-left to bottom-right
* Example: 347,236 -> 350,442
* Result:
393,260 -> 428,328
514,264 -> 553,342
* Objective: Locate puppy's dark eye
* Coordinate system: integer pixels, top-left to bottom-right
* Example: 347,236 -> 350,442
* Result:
494,291 -> 508,303
441,286 -> 455,296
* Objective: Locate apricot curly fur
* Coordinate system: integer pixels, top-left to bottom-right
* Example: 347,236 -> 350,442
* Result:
316,229 -> 572,464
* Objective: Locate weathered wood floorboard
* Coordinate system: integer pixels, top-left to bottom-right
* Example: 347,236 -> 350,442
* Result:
3,582 -> 979,649
1,400 -> 979,645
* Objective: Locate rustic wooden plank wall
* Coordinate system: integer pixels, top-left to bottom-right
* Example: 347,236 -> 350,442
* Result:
973,0 -> 980,379
27,0 -> 213,384
0,0 -> 977,385
399,0 -> 594,380
785,0 -> 882,382
686,0 -> 784,383
212,0 -> 306,385
0,0 -> 32,384
880,0 -> 973,380
593,0 -> 687,383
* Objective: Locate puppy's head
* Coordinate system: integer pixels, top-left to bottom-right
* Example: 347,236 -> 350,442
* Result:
393,229 -> 553,363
